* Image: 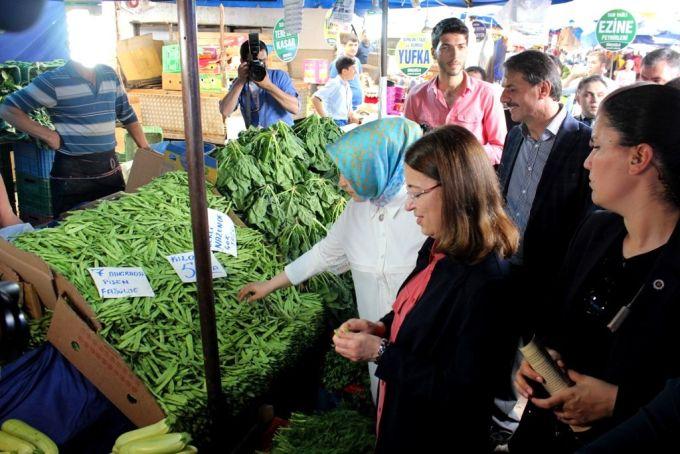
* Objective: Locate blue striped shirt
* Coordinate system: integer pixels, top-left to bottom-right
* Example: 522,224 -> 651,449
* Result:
3,61 -> 138,155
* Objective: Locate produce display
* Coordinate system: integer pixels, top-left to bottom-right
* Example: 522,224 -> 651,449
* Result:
0,60 -> 63,143
0,418 -> 58,454
214,116 -> 356,316
271,409 -> 375,454
113,418 -> 195,454
214,116 -> 345,262
14,172 -> 326,440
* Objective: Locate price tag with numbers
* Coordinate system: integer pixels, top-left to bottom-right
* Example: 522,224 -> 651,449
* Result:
166,251 -> 227,283
207,208 -> 237,256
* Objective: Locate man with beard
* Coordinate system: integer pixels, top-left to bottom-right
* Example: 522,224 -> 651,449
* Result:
404,18 -> 506,165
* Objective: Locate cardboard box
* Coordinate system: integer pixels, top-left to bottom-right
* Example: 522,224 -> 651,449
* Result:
0,240 -> 165,427
126,147 -> 218,193
162,72 -> 182,91
117,35 -> 164,84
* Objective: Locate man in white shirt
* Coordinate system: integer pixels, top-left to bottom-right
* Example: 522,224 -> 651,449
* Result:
312,56 -> 360,127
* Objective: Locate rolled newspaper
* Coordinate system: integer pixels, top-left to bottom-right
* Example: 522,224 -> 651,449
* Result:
519,339 -> 572,395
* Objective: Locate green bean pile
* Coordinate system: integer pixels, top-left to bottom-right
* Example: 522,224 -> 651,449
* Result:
14,172 -> 325,435
272,409 -> 375,454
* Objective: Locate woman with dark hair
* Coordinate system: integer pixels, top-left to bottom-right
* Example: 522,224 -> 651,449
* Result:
333,125 -> 520,452
513,83 -> 680,452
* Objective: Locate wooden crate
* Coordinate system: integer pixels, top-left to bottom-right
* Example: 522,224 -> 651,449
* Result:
129,89 -> 226,145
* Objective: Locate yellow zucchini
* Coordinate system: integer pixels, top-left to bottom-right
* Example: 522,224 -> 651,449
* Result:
112,419 -> 170,453
0,430 -> 41,454
1,419 -> 57,454
119,432 -> 190,454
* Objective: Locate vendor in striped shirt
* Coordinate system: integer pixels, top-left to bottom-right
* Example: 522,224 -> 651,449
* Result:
0,60 -> 151,215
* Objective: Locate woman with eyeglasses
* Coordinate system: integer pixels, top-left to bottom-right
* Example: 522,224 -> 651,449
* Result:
332,125 -> 520,452
512,84 -> 680,453
238,117 -> 427,400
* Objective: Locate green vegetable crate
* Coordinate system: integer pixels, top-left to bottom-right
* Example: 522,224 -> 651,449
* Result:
15,172 -> 53,218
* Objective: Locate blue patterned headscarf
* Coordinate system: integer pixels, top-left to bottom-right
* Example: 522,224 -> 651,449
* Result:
326,117 -> 422,206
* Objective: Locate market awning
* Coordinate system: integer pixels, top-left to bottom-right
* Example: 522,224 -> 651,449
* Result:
154,0 -> 571,9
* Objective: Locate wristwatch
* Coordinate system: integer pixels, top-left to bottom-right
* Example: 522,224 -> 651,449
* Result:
374,338 -> 390,364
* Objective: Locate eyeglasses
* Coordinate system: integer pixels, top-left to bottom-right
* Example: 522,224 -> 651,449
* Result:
406,183 -> 441,202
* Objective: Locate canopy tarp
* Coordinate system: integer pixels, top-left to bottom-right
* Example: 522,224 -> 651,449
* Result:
155,0 -> 571,10
0,0 -> 69,62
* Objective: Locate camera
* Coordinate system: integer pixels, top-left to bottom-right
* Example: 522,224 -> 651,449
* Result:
0,281 -> 28,363
247,33 -> 267,82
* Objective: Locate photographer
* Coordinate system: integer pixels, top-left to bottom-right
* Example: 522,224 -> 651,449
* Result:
219,37 -> 300,128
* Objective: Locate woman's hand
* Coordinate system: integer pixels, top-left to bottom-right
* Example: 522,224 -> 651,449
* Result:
532,370 -> 618,427
333,330 -> 383,362
238,272 -> 292,302
514,348 -> 565,398
238,280 -> 274,302
337,318 -> 385,336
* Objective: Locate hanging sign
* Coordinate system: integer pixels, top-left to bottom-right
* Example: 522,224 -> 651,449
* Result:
330,0 -> 355,25
396,34 -> 433,77
283,0 -> 303,34
596,9 -> 637,51
324,10 -> 339,47
472,20 -> 487,42
88,267 -> 155,299
273,18 -> 299,63
166,252 -> 227,283
207,208 -> 238,257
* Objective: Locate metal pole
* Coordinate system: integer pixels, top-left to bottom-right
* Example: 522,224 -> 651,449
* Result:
381,0 -> 388,76
176,0 -> 224,432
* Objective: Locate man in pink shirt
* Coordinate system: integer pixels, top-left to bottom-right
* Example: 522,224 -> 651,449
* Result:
404,18 -> 506,164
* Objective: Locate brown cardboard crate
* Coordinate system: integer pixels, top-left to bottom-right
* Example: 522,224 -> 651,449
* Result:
0,239 -> 165,427
117,35 -> 163,84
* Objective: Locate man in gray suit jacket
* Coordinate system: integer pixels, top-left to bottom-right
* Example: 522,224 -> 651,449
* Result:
491,50 -> 594,448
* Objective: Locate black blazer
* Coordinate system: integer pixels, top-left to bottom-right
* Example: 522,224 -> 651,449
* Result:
515,212 -> 680,453
374,238 -> 518,453
579,378 -> 680,453
498,113 -> 593,327
554,211 -> 680,423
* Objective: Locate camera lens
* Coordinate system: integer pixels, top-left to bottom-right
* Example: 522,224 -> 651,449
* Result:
249,62 -> 267,82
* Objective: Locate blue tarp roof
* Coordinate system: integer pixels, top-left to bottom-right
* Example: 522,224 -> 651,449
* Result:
0,1 -> 69,62
158,0 -> 571,10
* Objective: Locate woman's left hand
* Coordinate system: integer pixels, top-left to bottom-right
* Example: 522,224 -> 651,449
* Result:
531,369 -> 618,426
333,330 -> 383,362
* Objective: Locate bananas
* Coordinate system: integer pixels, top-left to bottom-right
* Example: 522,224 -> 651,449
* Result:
113,419 -> 194,454
1,419 -> 58,454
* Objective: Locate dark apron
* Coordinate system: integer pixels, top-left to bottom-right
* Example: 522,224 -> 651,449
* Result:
50,150 -> 124,216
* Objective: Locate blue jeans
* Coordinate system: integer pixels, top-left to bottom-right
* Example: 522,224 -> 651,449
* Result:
334,119 -> 348,127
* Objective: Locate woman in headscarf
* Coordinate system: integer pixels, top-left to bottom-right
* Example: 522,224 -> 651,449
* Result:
238,117 -> 427,399
332,125 -> 520,452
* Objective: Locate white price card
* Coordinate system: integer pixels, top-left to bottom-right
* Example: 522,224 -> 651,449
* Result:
207,208 -> 237,257
88,267 -> 155,299
166,251 -> 227,283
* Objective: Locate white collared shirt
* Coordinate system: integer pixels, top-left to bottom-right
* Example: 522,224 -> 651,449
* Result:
285,186 -> 427,322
